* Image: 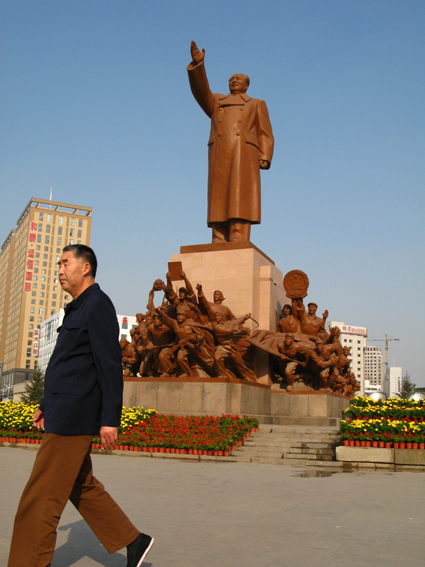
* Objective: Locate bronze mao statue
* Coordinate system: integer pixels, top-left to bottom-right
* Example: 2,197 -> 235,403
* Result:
188,40 -> 274,243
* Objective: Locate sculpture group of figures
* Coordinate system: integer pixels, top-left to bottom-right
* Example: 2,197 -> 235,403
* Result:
120,269 -> 360,399
120,271 -> 256,382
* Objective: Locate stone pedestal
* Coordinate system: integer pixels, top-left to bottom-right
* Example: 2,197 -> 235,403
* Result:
123,379 -> 348,425
170,242 -> 289,383
123,377 -> 273,423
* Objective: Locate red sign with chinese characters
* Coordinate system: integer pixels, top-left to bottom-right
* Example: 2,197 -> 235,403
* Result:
32,329 -> 40,357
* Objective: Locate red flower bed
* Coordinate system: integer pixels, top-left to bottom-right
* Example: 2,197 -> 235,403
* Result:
112,414 -> 259,452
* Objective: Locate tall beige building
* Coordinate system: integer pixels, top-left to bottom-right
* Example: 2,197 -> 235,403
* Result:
0,198 -> 91,390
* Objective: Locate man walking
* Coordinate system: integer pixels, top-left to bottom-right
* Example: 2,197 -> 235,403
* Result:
8,245 -> 153,567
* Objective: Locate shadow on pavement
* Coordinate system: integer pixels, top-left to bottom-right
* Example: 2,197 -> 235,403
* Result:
51,519 -> 153,567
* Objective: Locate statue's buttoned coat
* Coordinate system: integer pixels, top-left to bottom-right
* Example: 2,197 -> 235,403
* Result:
188,60 -> 274,225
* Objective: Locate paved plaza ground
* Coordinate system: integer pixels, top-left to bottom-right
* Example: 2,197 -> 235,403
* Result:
1,445 -> 424,567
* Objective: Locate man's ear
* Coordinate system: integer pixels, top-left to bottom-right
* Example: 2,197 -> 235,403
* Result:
82,262 -> 92,277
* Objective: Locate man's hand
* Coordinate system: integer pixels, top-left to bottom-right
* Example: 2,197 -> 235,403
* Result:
259,160 -> 270,170
100,426 -> 118,450
196,283 -> 203,294
33,408 -> 44,429
191,40 -> 205,64
322,310 -> 329,319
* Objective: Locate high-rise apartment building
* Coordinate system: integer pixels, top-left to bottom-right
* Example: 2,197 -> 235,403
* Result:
0,198 -> 92,389
389,367 -> 403,398
364,345 -> 384,390
329,321 -> 367,394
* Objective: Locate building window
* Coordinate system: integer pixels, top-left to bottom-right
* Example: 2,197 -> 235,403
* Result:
34,268 -> 38,274
32,284 -> 37,289
54,270 -> 58,276
39,308 -> 43,315
44,246 -> 48,251
46,224 -> 51,233
38,317 -> 42,322
41,284 -> 45,290
122,323 -> 128,330
69,239 -> 73,244
41,277 -> 46,282
77,229 -> 82,238
31,299 -> 36,305
78,219 -> 83,227
38,223 -> 43,231
56,248 -> 61,253
42,269 -> 46,275
45,236 -> 49,244
59,216 -> 63,225
29,324 -> 33,330
71,218 -> 75,226
28,340 -> 32,346
30,316 -> 34,322
53,286 -> 57,291
52,301 -> 56,307
70,228 -> 74,237
36,245 -> 40,250
33,276 -> 37,281
51,309 -> 55,315
39,212 -> 44,221
32,291 -> 36,296
37,234 -> 42,243
52,293 -> 57,299
26,360 -> 31,369
39,300 -> 44,306
43,261 -> 47,267
27,348 -> 32,357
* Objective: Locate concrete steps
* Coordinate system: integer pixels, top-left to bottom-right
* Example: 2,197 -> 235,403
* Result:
231,425 -> 341,466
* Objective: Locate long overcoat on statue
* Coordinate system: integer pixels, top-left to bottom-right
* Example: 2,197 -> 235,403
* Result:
188,60 -> 274,226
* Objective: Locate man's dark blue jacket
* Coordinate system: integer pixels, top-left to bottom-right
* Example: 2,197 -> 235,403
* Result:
39,284 -> 123,435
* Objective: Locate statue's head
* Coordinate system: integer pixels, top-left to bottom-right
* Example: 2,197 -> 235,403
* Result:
284,333 -> 294,346
179,287 -> 188,300
213,290 -> 225,303
315,338 -> 324,352
282,304 -> 292,316
120,338 -> 129,348
308,302 -> 318,314
214,311 -> 224,323
177,312 -> 187,324
229,73 -> 250,94
136,313 -> 144,322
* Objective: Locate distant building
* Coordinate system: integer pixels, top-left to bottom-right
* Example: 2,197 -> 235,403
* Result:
364,345 -> 384,392
0,198 -> 92,392
389,367 -> 403,398
329,321 -> 367,394
38,311 -> 136,374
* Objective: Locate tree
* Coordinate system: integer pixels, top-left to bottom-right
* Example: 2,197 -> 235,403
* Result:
395,372 -> 416,399
20,367 -> 45,405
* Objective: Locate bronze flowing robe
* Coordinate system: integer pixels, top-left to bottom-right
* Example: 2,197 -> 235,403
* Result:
188,60 -> 274,225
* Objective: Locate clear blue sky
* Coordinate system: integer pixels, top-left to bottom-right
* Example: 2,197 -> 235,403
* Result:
1,1 -> 424,385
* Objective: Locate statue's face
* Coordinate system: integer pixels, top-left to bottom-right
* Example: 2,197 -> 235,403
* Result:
120,339 -> 128,348
284,336 -> 294,346
214,312 -> 224,323
153,316 -> 161,328
213,290 -> 223,303
283,305 -> 291,316
308,304 -> 317,315
316,342 -> 323,353
229,74 -> 248,94
177,313 -> 186,324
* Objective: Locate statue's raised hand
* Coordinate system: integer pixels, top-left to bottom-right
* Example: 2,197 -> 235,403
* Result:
191,40 -> 205,65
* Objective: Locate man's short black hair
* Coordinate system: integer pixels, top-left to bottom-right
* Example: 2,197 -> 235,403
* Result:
62,244 -> 97,278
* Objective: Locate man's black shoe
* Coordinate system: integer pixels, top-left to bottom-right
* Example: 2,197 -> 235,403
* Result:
127,533 -> 154,567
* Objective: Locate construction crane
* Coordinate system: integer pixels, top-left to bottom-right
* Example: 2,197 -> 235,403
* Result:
368,335 -> 400,396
